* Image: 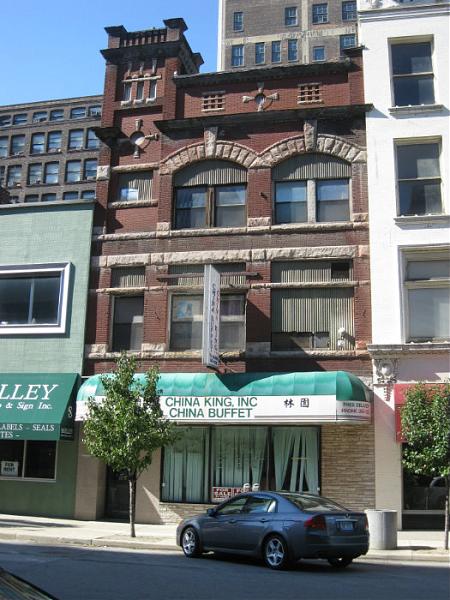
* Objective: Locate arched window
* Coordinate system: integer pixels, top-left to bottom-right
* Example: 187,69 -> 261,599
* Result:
273,153 -> 351,224
173,160 -> 247,229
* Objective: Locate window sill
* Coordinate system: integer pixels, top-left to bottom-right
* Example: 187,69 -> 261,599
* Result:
389,104 -> 445,116
109,199 -> 158,209
394,214 -> 449,226
368,342 -> 450,356
0,324 -> 66,335
0,477 -> 56,483
0,198 -> 95,210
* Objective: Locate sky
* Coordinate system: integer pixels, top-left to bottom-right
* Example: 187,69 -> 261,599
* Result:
0,0 -> 219,106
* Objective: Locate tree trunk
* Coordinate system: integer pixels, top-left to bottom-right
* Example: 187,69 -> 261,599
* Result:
129,475 -> 137,538
445,477 -> 449,551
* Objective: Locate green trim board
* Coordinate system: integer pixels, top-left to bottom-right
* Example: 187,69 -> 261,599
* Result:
0,373 -> 78,440
76,371 -> 371,424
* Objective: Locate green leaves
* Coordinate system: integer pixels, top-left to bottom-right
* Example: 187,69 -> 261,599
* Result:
401,383 -> 450,478
83,354 -> 178,479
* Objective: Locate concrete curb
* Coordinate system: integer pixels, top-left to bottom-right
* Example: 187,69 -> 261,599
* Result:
0,533 -> 448,563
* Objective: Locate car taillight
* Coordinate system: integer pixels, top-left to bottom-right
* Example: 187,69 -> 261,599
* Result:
304,515 -> 327,530
362,515 -> 369,532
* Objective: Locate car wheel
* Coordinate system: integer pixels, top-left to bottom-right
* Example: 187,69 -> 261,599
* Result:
327,557 -> 353,568
181,527 -> 202,558
263,535 -> 291,570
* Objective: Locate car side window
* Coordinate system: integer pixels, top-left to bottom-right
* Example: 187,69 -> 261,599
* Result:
216,496 -> 248,516
243,496 -> 276,514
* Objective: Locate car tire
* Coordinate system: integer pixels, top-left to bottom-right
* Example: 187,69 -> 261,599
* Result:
263,535 -> 291,570
181,526 -> 202,558
327,557 -> 353,568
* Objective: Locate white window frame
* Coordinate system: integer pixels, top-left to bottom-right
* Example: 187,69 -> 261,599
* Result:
0,263 -> 71,335
400,247 -> 450,343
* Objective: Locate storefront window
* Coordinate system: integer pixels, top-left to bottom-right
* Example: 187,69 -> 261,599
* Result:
161,426 -> 319,504
0,440 -> 56,479
403,469 -> 447,511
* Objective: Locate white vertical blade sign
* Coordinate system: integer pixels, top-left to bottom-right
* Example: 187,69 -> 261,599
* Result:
202,264 -> 221,368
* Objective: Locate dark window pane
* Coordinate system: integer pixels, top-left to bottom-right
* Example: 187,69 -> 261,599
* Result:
272,41 -> 281,62
0,278 -> 31,324
397,143 -> 440,179
0,440 -> 24,477
70,107 -> 86,119
255,42 -> 265,64
393,75 -> 435,106
112,296 -> 144,351
170,296 -> 203,350
50,109 -> 64,121
24,441 -> 56,479
399,180 -> 442,215
32,276 -> 61,324
392,42 -> 432,75
175,188 -> 207,229
275,181 -> 307,224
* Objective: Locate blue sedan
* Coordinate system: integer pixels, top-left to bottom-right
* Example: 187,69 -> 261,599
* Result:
176,492 -> 369,570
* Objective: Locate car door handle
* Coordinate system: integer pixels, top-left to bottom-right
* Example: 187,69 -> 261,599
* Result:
228,519 -> 237,524
259,518 -> 268,523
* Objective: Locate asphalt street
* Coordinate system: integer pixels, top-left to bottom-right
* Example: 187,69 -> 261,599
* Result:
0,541 -> 448,600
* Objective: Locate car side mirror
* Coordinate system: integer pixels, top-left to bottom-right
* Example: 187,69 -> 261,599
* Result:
206,508 -> 217,518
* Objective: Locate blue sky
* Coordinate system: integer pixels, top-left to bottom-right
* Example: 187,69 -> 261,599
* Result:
1,0 -> 218,106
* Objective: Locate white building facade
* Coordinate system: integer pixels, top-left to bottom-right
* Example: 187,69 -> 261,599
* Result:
359,0 -> 450,529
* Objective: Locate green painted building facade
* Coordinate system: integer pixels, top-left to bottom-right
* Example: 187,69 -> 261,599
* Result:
0,201 -> 94,517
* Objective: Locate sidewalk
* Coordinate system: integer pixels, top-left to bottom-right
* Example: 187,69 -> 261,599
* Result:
0,513 -> 448,563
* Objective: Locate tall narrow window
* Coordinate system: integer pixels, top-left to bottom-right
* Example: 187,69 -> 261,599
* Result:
233,11 -> 243,31
285,7 -> 298,26
123,82 -> 132,101
112,296 -> 144,352
86,129 -> 99,149
396,142 -> 442,216
7,165 -> 22,187
288,39 -> 298,61
30,133 -> 45,154
391,42 -> 434,107
28,164 -> 42,185
44,162 -> 59,184
255,42 -> 265,65
271,41 -> 281,63
0,137 -> 8,158
68,129 -> 84,150
84,159 -> 97,180
10,135 -> 25,155
231,45 -> 244,67
148,80 -> 157,101
65,160 -> 81,183
136,81 -> 145,101
404,256 -> 449,342
47,131 -> 62,152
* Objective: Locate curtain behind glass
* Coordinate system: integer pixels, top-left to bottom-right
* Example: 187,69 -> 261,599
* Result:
212,427 -> 267,487
273,427 -> 318,492
162,427 -> 209,503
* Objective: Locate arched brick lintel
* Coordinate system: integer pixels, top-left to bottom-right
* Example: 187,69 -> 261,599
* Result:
159,135 -> 366,175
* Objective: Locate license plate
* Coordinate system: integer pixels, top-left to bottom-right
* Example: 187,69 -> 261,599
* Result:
337,520 -> 354,532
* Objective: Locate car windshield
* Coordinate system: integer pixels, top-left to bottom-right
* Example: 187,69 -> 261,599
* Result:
283,494 -> 348,512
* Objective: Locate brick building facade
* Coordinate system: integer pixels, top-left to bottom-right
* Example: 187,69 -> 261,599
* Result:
75,18 -> 374,523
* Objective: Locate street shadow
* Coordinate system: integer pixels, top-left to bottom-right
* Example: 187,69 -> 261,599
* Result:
0,518 -> 76,529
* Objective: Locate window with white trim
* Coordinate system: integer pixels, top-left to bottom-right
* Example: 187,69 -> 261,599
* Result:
391,41 -> 435,107
404,253 -> 449,342
233,11 -> 243,31
0,440 -> 56,479
231,45 -> 244,67
285,7 -> 298,26
0,263 -> 70,334
396,142 -> 442,216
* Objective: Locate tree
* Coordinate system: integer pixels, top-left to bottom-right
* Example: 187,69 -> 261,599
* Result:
401,383 -> 450,550
83,354 -> 178,537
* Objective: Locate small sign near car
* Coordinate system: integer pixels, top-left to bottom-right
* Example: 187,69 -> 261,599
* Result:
1,460 -> 19,477
211,486 -> 242,503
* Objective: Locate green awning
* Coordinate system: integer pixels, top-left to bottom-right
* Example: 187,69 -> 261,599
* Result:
76,371 -> 371,424
0,374 -> 78,440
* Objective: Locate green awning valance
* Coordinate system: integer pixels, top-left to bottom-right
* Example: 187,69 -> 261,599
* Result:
0,374 -> 78,440
76,371 -> 371,424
